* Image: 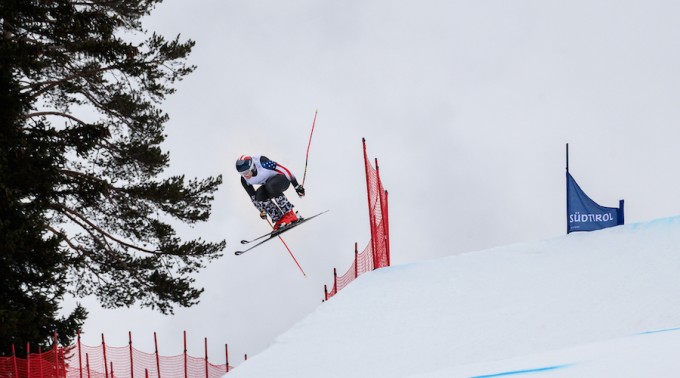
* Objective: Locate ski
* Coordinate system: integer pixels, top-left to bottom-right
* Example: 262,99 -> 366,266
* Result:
240,212 -> 323,245
240,231 -> 273,245
235,210 -> 329,256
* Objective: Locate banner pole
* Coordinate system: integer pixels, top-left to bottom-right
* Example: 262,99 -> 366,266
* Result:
566,143 -> 570,234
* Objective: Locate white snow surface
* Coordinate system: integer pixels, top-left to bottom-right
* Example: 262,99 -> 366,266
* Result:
227,216 -> 680,377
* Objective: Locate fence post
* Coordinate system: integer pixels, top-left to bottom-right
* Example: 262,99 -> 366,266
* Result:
370,157 -> 380,268
102,334 -> 109,378
204,338 -> 208,378
363,139 -> 379,271
154,333 -> 161,378
54,333 -> 60,378
11,344 -> 18,378
110,362 -> 115,378
354,243 -> 358,278
86,353 -> 91,378
183,332 -> 188,378
78,331 -> 83,378
383,190 -> 390,266
225,344 -> 229,373
333,268 -> 337,290
38,346 -> 44,378
26,342 -> 31,378
375,158 -> 390,268
128,332 -> 134,378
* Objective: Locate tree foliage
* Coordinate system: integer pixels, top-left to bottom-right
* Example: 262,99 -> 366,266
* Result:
0,0 -> 224,354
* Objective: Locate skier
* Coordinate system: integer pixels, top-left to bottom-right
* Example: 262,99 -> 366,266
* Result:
236,155 -> 306,230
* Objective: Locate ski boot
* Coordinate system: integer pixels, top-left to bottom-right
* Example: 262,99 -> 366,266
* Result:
273,210 -> 300,230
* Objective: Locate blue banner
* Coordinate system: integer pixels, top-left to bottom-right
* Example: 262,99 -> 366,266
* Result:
566,172 -> 624,233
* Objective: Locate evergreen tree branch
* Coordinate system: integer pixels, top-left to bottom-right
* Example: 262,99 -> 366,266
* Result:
54,203 -> 159,254
23,111 -> 89,125
55,207 -> 117,255
59,169 -> 120,194
45,220 -> 116,289
22,65 -> 111,98
46,225 -> 83,253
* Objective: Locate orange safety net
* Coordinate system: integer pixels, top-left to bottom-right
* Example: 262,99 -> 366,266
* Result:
324,139 -> 390,301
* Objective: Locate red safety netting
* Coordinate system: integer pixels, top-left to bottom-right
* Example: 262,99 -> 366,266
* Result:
364,140 -> 390,270
324,139 -> 390,301
325,242 -> 375,298
1,334 -> 235,378
0,343 -> 67,378
65,337 -> 233,378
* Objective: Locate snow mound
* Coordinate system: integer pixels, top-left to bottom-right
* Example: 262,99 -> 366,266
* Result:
228,216 -> 680,377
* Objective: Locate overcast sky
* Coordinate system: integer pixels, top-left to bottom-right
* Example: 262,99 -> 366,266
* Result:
68,0 -> 680,365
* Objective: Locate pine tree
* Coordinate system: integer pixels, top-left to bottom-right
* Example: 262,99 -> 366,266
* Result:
0,0 -> 225,354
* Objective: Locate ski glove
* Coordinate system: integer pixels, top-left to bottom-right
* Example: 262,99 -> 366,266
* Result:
251,196 -> 267,219
295,184 -> 305,197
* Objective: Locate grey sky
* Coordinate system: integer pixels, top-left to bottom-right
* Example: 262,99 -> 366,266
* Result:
69,0 -> 680,364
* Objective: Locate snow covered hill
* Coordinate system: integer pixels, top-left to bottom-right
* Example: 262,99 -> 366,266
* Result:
227,216 -> 680,377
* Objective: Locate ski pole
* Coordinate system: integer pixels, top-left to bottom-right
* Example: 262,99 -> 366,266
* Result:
301,109 -> 318,187
267,219 -> 307,277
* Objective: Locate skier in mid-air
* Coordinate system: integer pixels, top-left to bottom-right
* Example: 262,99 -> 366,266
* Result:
236,155 -> 306,230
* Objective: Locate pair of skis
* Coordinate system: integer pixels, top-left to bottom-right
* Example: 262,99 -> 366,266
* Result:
235,210 -> 328,255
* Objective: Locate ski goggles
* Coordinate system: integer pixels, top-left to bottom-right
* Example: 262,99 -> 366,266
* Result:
239,167 -> 254,177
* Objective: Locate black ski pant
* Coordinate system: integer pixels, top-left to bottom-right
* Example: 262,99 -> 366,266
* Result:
254,174 -> 290,201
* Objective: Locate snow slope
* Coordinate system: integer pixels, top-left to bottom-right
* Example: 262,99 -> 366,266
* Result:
227,216 -> 680,377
